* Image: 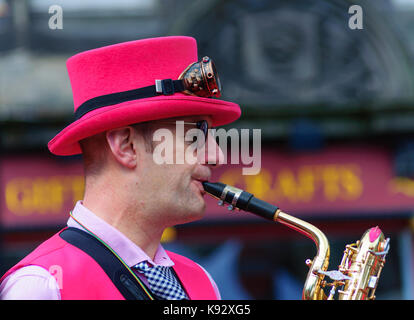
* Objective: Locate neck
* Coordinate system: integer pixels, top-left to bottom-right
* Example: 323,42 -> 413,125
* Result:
82,179 -> 165,261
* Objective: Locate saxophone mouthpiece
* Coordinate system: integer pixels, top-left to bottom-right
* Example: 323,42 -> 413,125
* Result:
202,181 -> 226,198
202,181 -> 278,221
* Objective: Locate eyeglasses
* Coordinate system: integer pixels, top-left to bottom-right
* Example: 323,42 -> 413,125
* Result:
158,120 -> 211,147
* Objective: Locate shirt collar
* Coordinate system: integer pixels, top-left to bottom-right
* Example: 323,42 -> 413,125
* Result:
67,201 -> 174,268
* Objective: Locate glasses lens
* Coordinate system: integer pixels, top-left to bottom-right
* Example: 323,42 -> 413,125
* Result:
190,120 -> 208,147
197,121 -> 209,142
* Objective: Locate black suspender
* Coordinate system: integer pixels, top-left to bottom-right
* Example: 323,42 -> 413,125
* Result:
59,227 -> 154,300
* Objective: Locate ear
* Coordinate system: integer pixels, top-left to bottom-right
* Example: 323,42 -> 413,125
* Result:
105,127 -> 138,169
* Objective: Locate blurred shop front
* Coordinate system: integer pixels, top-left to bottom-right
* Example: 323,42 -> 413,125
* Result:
1,144 -> 413,299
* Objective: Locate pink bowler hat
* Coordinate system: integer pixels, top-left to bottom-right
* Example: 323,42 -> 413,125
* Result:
48,36 -> 241,156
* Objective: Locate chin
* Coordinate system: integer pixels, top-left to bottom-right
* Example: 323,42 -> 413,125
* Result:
167,186 -> 207,225
176,201 -> 206,225
185,202 -> 206,222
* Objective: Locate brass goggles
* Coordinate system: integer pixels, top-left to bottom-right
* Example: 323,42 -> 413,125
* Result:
181,56 -> 221,98
75,56 -> 222,120
155,56 -> 221,98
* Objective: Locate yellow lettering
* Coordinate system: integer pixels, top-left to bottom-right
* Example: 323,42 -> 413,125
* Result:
244,169 -> 273,200
5,178 -> 33,215
339,165 -> 363,200
63,176 -> 85,205
389,177 -> 414,197
32,178 -> 64,214
218,163 -> 364,205
220,169 -> 245,188
276,169 -> 299,202
296,166 -> 315,202
318,165 -> 341,202
4,175 -> 85,216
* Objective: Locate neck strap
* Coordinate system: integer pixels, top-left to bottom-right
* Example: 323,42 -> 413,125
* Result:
66,212 -> 155,300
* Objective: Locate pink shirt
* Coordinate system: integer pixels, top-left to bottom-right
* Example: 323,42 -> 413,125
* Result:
0,201 -> 220,300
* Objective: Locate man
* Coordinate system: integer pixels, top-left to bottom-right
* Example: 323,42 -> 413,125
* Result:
0,36 -> 241,299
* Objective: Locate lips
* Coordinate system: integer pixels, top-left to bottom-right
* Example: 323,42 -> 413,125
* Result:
192,179 -> 206,196
191,168 -> 211,196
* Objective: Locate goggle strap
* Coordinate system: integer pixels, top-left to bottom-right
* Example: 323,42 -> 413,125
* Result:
74,79 -> 185,121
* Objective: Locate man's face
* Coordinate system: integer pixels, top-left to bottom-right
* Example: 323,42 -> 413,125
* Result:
133,115 -> 224,227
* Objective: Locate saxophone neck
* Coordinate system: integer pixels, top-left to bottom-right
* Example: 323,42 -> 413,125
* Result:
274,210 -> 329,249
274,210 -> 330,300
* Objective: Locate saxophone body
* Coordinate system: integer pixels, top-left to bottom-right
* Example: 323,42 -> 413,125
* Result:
337,227 -> 389,300
202,182 -> 390,300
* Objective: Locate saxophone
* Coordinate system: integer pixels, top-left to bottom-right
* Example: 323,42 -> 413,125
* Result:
202,182 -> 390,300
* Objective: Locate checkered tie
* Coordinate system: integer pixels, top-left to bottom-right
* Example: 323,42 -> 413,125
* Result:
133,261 -> 188,300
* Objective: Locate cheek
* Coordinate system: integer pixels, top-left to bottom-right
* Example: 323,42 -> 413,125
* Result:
146,164 -> 188,191
140,150 -> 195,190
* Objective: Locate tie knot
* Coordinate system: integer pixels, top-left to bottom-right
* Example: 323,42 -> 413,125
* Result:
134,261 -> 153,273
132,261 -> 188,300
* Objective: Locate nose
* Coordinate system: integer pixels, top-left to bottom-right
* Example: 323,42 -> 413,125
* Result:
199,130 -> 224,167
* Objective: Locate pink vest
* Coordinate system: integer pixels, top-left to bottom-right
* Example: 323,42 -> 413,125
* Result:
1,230 -> 217,300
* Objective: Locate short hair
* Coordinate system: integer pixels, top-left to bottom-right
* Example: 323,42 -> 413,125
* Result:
131,122 -> 155,153
79,122 -> 156,178
79,131 -> 108,178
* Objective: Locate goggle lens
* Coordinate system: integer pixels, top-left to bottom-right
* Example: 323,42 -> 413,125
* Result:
179,56 -> 221,98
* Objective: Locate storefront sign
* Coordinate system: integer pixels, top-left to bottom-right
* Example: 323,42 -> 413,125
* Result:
1,146 -> 413,228
0,156 -> 83,228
